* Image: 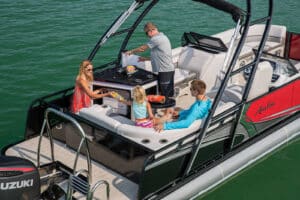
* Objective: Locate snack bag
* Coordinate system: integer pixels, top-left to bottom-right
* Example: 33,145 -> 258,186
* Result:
147,95 -> 166,104
111,91 -> 125,101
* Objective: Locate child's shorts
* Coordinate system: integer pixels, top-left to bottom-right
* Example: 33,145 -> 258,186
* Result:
135,119 -> 153,128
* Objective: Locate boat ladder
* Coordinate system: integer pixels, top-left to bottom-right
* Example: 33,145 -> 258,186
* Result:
37,107 -> 110,200
67,169 -> 110,200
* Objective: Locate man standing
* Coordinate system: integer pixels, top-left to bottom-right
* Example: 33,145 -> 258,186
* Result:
126,22 -> 175,98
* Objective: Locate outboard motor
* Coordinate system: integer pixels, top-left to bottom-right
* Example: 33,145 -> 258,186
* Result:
0,156 -> 40,200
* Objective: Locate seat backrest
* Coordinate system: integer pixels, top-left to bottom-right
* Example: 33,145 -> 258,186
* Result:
177,46 -> 212,73
207,61 -> 273,104
248,61 -> 273,100
177,46 -> 226,91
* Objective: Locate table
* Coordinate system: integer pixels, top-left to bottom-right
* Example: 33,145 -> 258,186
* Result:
150,98 -> 176,109
93,66 -> 158,119
93,79 -> 157,98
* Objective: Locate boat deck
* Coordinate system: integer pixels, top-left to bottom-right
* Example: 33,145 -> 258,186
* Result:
5,136 -> 138,200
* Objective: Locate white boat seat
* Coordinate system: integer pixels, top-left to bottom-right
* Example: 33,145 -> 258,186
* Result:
246,25 -> 286,43
207,85 -> 243,104
226,61 -> 273,101
248,61 -> 273,100
207,61 -> 273,103
214,24 -> 286,47
177,46 -> 213,74
78,99 -> 236,152
174,68 -> 196,86
171,47 -> 197,86
78,104 -> 204,151
79,104 -> 134,131
177,46 -> 226,91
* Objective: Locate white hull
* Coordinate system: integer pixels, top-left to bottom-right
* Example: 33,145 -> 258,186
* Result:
163,118 -> 300,200
6,117 -> 300,200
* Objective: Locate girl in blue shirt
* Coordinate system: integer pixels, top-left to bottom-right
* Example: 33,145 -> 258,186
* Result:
154,80 -> 211,132
132,86 -> 154,128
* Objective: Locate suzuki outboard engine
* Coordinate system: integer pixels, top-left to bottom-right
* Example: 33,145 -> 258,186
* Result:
0,156 -> 40,200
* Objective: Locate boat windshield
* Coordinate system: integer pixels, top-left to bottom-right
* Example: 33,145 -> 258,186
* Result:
182,32 -> 228,53
260,52 -> 298,77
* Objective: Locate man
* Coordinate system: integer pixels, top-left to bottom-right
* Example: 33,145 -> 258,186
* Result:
154,80 -> 211,132
126,22 -> 175,98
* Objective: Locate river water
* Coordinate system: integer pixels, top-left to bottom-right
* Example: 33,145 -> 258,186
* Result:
1,0 -> 299,199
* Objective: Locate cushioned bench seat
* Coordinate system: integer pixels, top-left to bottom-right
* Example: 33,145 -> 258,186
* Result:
79,104 -> 202,151
78,100 -> 236,152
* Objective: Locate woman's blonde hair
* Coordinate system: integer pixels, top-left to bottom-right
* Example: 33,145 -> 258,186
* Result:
191,79 -> 206,95
133,85 -> 147,104
79,60 -> 93,82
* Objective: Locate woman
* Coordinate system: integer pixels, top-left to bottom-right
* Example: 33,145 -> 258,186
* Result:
71,60 -> 111,113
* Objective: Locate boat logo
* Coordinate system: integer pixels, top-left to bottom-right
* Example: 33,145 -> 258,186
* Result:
255,101 -> 275,116
0,179 -> 33,190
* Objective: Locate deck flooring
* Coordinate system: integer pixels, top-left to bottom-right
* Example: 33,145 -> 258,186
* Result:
5,136 -> 138,200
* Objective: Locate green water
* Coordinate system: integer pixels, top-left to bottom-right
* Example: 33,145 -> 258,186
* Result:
1,0 -> 300,199
199,138 -> 300,200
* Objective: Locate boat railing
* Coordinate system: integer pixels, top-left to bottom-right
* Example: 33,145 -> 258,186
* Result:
26,61 -> 115,110
37,107 -> 111,199
88,0 -> 142,61
87,180 -> 110,200
183,0 -> 275,176
37,108 -> 92,188
37,107 -> 92,183
66,169 -> 110,200
24,61 -> 117,139
221,18 -> 242,75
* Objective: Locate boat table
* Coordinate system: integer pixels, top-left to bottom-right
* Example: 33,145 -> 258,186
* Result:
93,66 -> 158,118
93,79 -> 158,96
150,98 -> 176,109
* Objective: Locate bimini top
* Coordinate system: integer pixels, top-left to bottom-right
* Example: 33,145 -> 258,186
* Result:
134,0 -> 245,23
193,0 -> 245,22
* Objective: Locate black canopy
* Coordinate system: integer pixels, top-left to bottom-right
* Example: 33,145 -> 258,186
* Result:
193,0 -> 244,22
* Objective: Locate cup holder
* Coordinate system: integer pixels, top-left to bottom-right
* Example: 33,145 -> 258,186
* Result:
141,139 -> 150,144
159,139 -> 168,144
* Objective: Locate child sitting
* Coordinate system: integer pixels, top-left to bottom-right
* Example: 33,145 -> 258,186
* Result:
121,85 -> 155,128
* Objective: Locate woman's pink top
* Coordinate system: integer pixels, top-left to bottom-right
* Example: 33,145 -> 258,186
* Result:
71,82 -> 91,113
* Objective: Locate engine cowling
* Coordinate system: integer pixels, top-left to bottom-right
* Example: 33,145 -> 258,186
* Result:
0,156 -> 40,200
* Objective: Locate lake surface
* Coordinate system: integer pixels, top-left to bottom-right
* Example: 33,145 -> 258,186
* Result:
1,0 -> 299,199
